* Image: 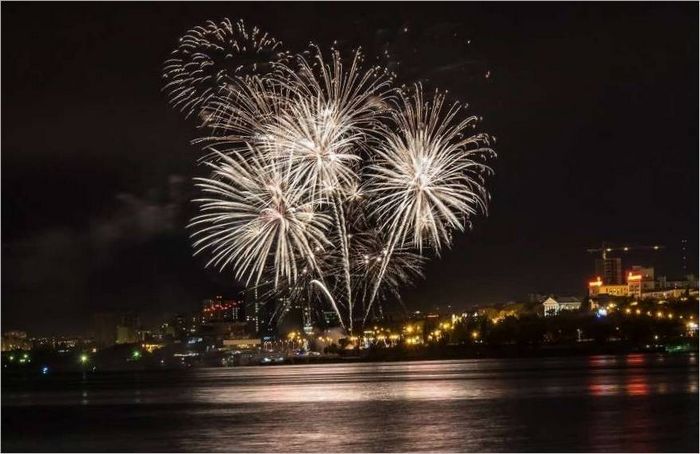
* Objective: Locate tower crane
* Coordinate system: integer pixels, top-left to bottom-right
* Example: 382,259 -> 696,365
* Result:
586,243 -> 664,260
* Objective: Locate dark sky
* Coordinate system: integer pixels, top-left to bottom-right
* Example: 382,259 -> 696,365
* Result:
2,2 -> 698,335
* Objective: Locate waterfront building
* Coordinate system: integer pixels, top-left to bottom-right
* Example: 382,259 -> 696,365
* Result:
222,338 -> 261,349
542,296 -> 582,316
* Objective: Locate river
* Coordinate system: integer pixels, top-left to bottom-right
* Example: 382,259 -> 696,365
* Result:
2,354 -> 698,452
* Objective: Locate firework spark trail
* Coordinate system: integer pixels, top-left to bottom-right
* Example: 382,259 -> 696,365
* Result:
329,194 -> 355,331
363,85 -> 495,323
166,19 -> 495,332
349,226 -> 425,316
311,279 -> 346,330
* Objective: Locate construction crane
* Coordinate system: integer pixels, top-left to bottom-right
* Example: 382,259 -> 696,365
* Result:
586,243 -> 664,260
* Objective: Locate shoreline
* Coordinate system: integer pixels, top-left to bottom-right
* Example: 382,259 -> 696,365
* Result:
3,342 -> 696,379
281,341 -> 698,366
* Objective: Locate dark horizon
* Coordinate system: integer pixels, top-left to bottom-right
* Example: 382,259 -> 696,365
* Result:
2,2 -> 698,336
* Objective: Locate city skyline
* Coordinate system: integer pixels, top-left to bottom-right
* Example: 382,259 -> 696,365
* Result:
3,3 -> 698,335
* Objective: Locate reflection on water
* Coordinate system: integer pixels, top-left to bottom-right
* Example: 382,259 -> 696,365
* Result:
2,354 -> 698,452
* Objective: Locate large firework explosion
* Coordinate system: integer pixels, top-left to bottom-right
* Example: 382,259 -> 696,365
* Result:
164,19 -> 495,332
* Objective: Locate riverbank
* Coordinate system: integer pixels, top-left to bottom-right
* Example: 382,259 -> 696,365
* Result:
3,338 -> 697,375
282,339 -> 698,366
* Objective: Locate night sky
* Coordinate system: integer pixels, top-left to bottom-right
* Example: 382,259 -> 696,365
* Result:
3,2 -> 698,335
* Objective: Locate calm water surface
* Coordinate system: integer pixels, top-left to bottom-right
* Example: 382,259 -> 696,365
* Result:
2,354 -> 698,452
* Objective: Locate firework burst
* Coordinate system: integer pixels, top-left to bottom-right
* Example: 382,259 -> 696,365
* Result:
366,85 -> 495,254
189,146 -> 331,287
165,19 -> 496,332
163,18 -> 288,118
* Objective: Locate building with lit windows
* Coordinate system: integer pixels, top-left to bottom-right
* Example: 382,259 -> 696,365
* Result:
588,279 -> 629,297
202,296 -> 244,322
542,296 -> 582,316
628,266 -> 655,291
589,266 -> 698,299
1,331 -> 31,351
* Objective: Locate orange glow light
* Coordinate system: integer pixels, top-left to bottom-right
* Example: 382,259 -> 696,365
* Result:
589,277 -> 603,287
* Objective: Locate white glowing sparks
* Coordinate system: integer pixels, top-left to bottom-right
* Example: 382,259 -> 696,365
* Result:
163,18 -> 288,118
366,85 -> 494,254
165,18 -> 496,331
189,147 -> 331,287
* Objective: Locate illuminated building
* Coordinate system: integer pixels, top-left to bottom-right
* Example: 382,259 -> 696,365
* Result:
542,296 -> 582,316
589,266 -> 698,300
588,277 -> 629,297
222,338 -> 261,348
599,284 -> 628,297
202,296 -> 244,322
628,266 -> 655,291
1,331 -> 31,351
638,288 -> 693,300
245,297 -> 260,336
302,301 -> 314,335
626,272 -> 643,297
588,277 -> 602,297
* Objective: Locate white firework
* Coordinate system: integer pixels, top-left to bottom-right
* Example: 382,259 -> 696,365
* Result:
362,85 -> 495,322
165,19 -> 496,332
189,146 -> 331,287
260,46 -> 395,200
163,18 -> 288,118
366,85 -> 494,253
